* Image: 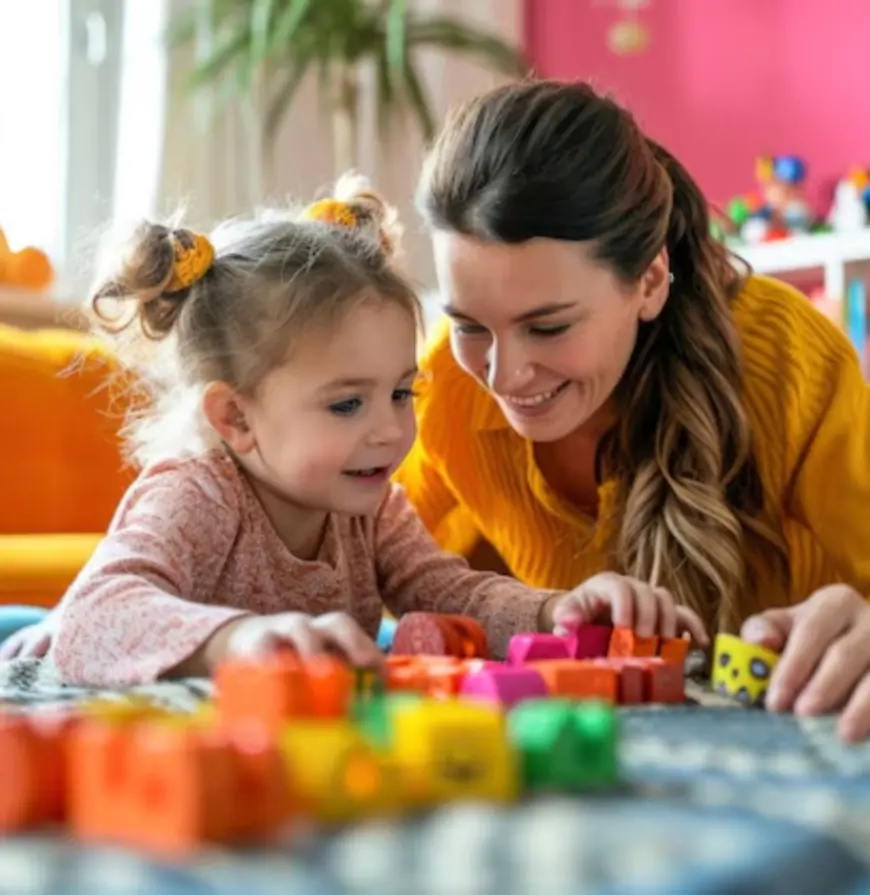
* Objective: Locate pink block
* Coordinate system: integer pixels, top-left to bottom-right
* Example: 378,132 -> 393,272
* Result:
507,633 -> 571,666
460,667 -> 548,709
567,624 -> 613,659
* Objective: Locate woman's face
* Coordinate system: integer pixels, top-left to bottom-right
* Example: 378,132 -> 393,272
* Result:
432,233 -> 669,443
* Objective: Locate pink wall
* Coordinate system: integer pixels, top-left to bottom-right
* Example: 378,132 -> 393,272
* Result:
525,0 -> 870,212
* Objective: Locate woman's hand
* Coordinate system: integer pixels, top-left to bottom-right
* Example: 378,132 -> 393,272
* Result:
541,572 -> 709,645
206,611 -> 383,672
741,585 -> 870,741
0,615 -> 57,661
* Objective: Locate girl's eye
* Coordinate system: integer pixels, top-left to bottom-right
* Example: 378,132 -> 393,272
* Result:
329,398 -> 362,416
529,324 -> 570,338
392,388 -> 417,404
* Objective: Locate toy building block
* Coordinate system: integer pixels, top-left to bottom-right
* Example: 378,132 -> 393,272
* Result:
392,612 -> 489,659
459,666 -> 548,709
69,719 -> 292,855
506,633 -> 571,665
280,721 -> 400,824
527,660 -> 618,704
0,715 -> 68,832
659,636 -> 690,666
508,699 -> 619,790
566,623 -> 613,659
620,657 -> 685,704
216,653 -> 353,735
592,658 -> 644,705
712,633 -> 780,707
390,699 -> 517,806
607,626 -> 659,659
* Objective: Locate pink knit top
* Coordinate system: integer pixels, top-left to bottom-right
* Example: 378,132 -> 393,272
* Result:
51,449 -> 554,686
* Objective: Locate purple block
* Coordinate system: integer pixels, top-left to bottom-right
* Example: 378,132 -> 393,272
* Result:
507,633 -> 571,666
567,623 -> 613,659
460,667 -> 548,709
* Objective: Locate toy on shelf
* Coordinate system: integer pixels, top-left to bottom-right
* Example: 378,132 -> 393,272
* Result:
0,227 -> 54,291
726,155 -> 820,244
711,632 -> 780,707
827,168 -> 870,233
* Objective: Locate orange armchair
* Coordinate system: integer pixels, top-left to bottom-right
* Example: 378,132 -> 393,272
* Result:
0,324 -> 134,606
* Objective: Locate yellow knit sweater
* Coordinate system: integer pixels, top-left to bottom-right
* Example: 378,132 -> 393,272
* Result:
397,275 -> 870,619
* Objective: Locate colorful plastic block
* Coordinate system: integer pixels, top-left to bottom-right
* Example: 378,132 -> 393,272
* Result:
566,623 -> 613,659
659,636 -> 690,666
508,698 -> 619,789
280,721 -> 400,824
460,666 -> 548,709
712,633 -> 780,707
528,660 -> 618,703
391,613 -> 488,659
390,699 -> 517,806
507,633 -> 571,665
593,658 -> 644,705
608,626 -> 659,658
621,657 -> 685,704
0,715 -> 67,832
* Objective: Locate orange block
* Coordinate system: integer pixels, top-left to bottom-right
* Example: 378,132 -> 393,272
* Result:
423,664 -> 466,698
528,660 -> 618,703
303,657 -> 353,719
659,636 -> 690,666
215,653 -> 312,735
608,627 -> 659,659
0,714 -> 68,832
69,720 -> 294,857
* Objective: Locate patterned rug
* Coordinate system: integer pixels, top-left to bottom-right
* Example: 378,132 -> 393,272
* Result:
1,658 -> 870,895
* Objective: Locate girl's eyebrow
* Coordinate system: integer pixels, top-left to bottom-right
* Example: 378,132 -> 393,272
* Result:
319,366 -> 419,393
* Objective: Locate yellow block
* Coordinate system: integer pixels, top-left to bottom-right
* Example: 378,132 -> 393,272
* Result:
390,699 -> 518,806
280,721 -> 401,825
712,633 -> 780,707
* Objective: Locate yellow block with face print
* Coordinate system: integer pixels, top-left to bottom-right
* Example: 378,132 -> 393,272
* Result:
389,699 -> 518,806
711,633 -> 781,707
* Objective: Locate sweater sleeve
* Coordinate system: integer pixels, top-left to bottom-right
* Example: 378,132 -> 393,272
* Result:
783,310 -> 870,598
51,459 -> 251,686
374,484 -> 557,657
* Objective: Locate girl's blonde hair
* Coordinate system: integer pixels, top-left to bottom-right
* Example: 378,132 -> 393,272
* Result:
90,174 -> 420,468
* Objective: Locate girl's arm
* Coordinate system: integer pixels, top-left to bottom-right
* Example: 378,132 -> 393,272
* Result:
374,484 -> 558,657
51,459 -> 251,686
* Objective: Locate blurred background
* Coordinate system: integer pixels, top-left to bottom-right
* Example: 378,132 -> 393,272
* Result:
1,0 -> 869,361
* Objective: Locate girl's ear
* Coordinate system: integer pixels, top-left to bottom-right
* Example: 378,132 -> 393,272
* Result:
202,381 -> 255,453
638,248 -> 671,322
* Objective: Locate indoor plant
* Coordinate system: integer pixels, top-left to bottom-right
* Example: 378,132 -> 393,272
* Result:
169,0 -> 527,177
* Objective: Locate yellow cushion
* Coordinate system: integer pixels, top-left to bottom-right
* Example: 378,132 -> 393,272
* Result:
0,533 -> 102,607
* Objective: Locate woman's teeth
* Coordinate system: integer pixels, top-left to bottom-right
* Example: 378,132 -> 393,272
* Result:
504,382 -> 568,407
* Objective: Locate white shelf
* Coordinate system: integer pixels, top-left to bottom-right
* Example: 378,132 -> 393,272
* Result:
730,230 -> 870,298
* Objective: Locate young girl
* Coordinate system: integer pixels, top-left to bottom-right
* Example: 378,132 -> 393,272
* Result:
37,177 -> 704,687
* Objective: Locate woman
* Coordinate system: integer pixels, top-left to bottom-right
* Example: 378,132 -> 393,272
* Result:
398,79 -> 870,739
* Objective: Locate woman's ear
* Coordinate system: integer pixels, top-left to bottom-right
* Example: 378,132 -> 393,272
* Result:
202,381 -> 255,453
638,249 -> 671,322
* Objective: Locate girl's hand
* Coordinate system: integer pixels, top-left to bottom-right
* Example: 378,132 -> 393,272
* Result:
542,572 -> 709,645
210,611 -> 383,671
0,616 -> 57,661
741,585 -> 870,741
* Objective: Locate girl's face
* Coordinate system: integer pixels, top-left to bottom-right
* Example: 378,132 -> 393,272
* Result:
432,232 -> 670,443
232,298 -> 418,517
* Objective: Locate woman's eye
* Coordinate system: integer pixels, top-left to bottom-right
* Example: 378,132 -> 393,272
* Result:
329,398 -> 362,416
529,324 -> 570,338
453,322 -> 487,336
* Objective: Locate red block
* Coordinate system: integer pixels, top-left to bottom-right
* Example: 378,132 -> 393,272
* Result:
622,657 -> 685,704
566,624 -> 612,659
592,658 -> 644,705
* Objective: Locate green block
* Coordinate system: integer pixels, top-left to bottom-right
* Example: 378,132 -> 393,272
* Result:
508,698 -> 619,792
